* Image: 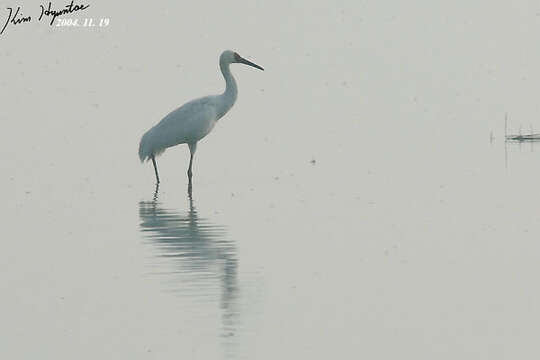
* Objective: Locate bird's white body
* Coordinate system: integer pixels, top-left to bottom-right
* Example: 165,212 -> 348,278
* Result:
138,50 -> 263,184
139,95 -> 220,161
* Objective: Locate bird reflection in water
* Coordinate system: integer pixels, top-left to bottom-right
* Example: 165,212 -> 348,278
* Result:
139,184 -> 239,339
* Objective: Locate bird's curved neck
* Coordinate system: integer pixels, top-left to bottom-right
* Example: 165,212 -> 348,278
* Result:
216,61 -> 237,119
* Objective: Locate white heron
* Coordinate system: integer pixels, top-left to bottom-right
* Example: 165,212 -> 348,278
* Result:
138,50 -> 264,185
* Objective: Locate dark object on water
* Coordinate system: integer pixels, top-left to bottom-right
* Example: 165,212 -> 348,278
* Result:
506,133 -> 540,142
503,113 -> 540,142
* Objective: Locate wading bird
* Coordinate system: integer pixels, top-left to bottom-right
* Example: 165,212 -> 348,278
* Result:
138,50 -> 264,185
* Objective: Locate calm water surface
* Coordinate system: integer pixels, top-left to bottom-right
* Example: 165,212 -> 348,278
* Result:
2,1 -> 540,359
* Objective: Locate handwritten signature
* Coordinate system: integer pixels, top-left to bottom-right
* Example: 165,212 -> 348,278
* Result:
1,1 -> 89,35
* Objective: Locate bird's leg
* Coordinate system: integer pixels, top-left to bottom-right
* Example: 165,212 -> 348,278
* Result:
187,154 -> 193,182
187,142 -> 197,184
151,155 -> 160,184
153,182 -> 160,202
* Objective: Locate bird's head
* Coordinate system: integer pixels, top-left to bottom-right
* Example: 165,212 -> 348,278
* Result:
220,50 -> 264,71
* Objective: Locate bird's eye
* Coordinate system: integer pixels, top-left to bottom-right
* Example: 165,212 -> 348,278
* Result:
234,52 -> 241,61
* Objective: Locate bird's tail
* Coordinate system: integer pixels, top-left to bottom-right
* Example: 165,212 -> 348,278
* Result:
139,129 -> 166,162
138,131 -> 152,162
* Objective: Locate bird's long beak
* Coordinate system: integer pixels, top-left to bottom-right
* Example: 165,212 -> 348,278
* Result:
237,56 -> 264,71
